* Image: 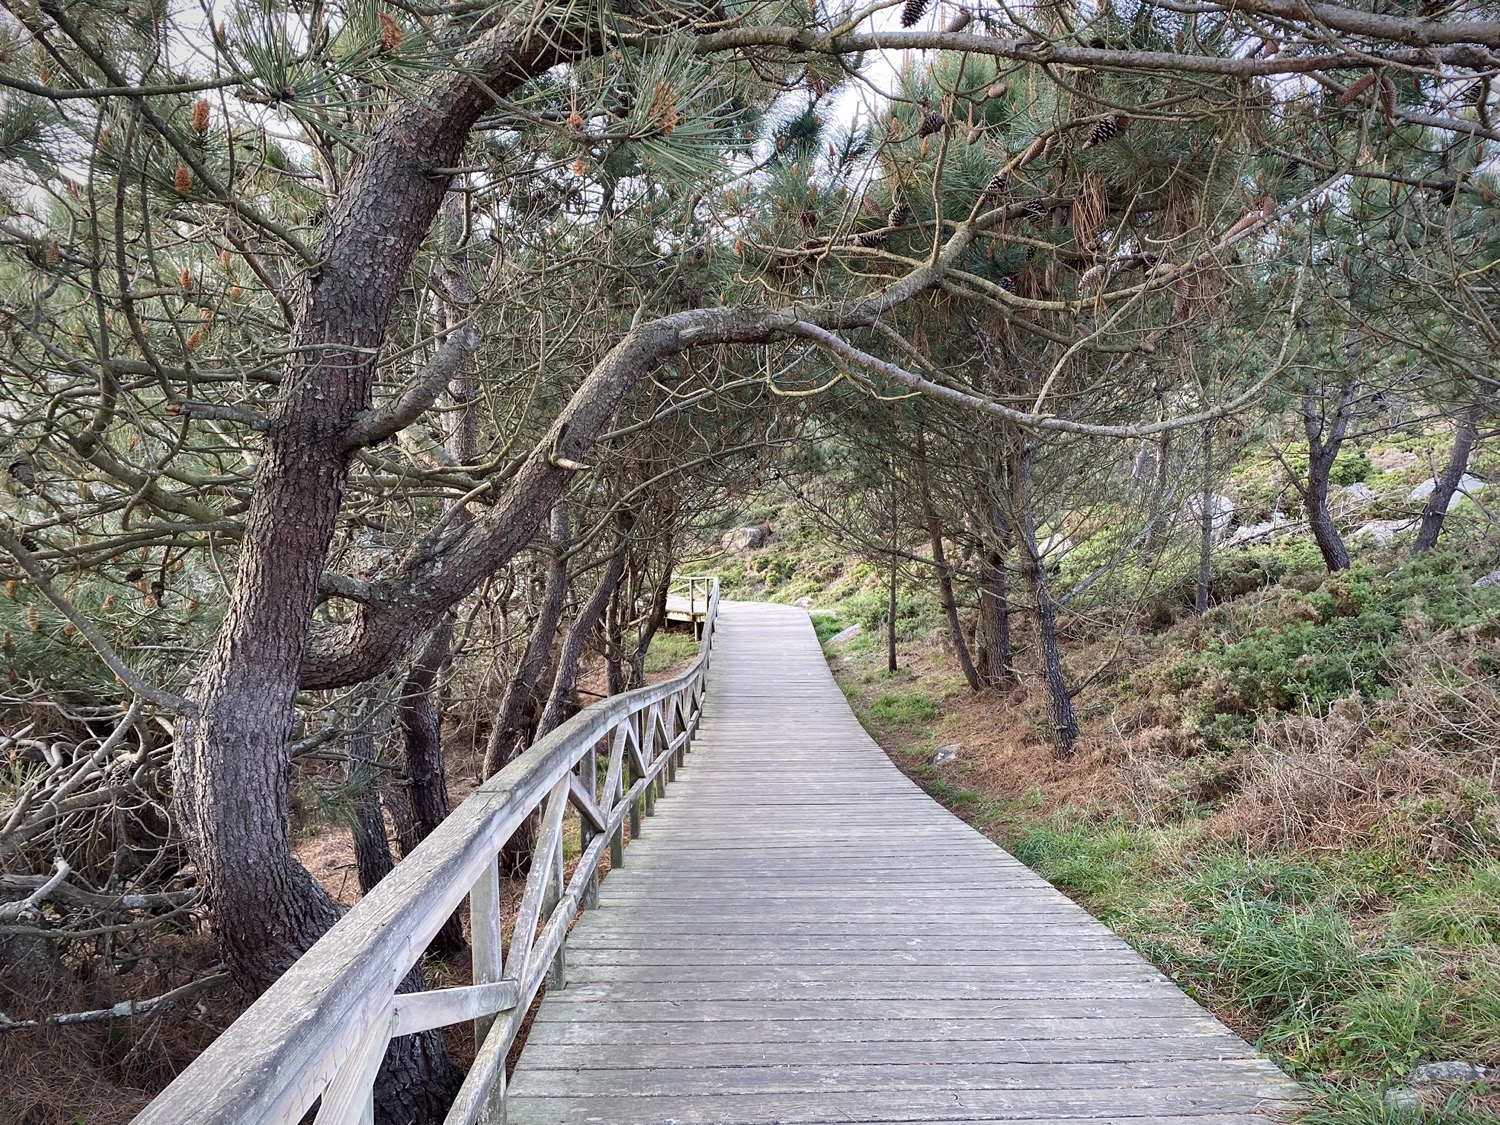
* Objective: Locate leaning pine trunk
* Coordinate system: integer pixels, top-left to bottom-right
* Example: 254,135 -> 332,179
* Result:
484,503 -> 570,778
628,566 -> 673,689
346,726 -> 394,895
977,498 -> 1018,687
917,427 -> 982,690
536,544 -> 628,740
397,618 -> 464,955
1412,405 -> 1482,555
1013,448 -> 1079,755
1301,383 -> 1356,572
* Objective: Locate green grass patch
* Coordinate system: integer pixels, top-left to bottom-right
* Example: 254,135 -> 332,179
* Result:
869,691 -> 938,726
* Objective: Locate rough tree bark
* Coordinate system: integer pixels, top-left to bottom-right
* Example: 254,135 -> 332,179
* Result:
917,427 -> 982,691
396,618 -> 464,955
1300,380 -> 1358,572
346,725 -> 394,895
976,496 -> 1018,687
483,503 -> 569,779
535,540 -> 629,740
1412,404 -> 1483,555
167,20 -> 600,1118
1012,447 -> 1079,755
628,566 -> 673,689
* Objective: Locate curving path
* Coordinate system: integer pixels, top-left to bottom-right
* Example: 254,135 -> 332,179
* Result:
508,601 -> 1301,1125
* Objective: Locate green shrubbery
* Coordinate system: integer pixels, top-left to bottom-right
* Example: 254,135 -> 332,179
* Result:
1165,552 -> 1500,716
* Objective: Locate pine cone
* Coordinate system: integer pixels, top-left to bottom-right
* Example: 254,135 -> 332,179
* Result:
917,112 -> 946,137
888,199 -> 913,226
191,98 -> 211,137
946,10 -> 971,32
854,231 -> 888,247
7,455 -> 35,488
377,11 -> 403,53
1282,158 -> 1301,179
998,275 -> 1017,293
1083,115 -> 1129,147
984,171 -> 1008,197
900,0 -> 930,27
1024,199 -> 1047,220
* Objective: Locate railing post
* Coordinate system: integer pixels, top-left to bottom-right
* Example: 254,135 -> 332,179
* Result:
545,823 -> 566,989
470,857 -> 503,1046
582,739 -> 600,909
643,707 -> 657,817
628,712 -> 642,842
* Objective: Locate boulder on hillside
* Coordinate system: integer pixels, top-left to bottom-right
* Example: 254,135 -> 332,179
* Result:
792,596 -> 814,608
721,526 -> 767,550
1338,482 -> 1377,509
1474,569 -> 1500,589
1355,518 -> 1414,546
1407,474 -> 1485,510
1183,493 -> 1236,544
1228,510 -> 1289,546
826,624 -> 862,645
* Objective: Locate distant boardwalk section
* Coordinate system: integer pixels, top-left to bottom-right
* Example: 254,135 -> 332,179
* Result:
508,601 -> 1302,1125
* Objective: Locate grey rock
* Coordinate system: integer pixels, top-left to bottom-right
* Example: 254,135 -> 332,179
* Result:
1228,512 -> 1288,546
1382,1088 -> 1424,1113
1036,532 -> 1073,559
792,596 -> 814,609
1183,492 -> 1236,544
1339,482 -> 1377,507
826,624 -> 862,645
1408,473 -> 1485,509
720,526 -> 767,550
1475,569 -> 1500,589
1355,518 -> 1414,546
1407,1060 -> 1491,1084
928,744 -> 961,766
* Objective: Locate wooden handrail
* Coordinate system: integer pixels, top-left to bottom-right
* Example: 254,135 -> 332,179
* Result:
134,577 -> 721,1125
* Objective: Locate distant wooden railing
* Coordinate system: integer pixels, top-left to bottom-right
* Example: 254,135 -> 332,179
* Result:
134,577 -> 720,1125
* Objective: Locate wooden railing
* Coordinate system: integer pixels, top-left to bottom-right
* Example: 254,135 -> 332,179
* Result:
134,577 -> 720,1125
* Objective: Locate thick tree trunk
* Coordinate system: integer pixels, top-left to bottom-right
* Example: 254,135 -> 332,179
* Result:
1412,405 -> 1482,555
397,618 -> 464,955
346,727 -> 394,895
977,498 -> 1018,687
1301,382 -> 1357,572
168,23 -> 589,1119
917,427 -> 982,690
1013,448 -> 1078,756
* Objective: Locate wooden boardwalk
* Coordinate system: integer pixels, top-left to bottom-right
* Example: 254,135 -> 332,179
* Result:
508,601 -> 1301,1125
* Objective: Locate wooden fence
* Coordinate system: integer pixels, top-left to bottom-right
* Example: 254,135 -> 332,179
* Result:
134,577 -> 720,1125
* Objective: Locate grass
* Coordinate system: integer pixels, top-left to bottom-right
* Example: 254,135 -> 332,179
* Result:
869,691 -> 938,726
643,631 -> 700,673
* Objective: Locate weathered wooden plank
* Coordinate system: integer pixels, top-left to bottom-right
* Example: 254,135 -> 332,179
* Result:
521,1015 -> 1239,1047
506,1085 -> 1295,1125
516,1034 -> 1259,1069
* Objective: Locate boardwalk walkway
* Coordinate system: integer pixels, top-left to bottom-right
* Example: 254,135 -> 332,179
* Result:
508,601 -> 1301,1125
